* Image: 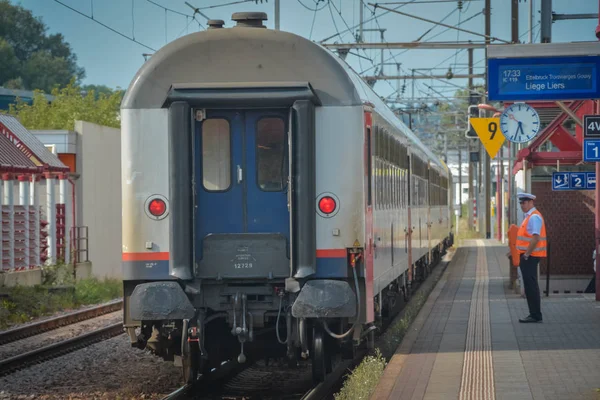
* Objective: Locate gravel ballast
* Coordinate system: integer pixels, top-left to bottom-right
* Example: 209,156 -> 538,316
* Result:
0,312 -> 123,361
0,334 -> 182,400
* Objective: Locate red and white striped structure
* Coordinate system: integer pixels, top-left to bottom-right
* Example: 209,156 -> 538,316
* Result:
0,114 -> 70,271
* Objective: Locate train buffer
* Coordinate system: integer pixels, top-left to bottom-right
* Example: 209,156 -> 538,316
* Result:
370,239 -> 600,400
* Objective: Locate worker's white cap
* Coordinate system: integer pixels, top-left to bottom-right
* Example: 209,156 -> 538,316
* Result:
517,192 -> 536,200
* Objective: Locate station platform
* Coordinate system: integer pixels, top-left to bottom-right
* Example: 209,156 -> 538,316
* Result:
371,239 -> 600,400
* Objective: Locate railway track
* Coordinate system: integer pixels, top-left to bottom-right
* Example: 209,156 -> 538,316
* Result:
0,299 -> 123,345
0,300 -> 124,377
158,332 -> 367,400
0,322 -> 124,377
159,253 -> 451,400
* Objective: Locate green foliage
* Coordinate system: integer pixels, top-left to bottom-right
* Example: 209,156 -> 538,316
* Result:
425,84 -> 488,159
334,258 -> 450,400
41,262 -> 75,286
0,273 -> 123,330
82,84 -> 121,99
8,79 -> 123,130
0,0 -> 85,92
75,277 -> 122,305
334,349 -> 387,400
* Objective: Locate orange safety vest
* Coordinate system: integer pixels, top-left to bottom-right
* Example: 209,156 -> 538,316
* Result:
516,209 -> 547,258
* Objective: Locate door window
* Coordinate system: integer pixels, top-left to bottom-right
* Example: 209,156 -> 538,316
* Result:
256,117 -> 286,191
202,118 -> 231,191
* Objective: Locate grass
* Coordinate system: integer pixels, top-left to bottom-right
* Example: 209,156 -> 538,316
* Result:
0,263 -> 122,330
334,205 -> 480,400
455,203 -> 484,243
334,284 -> 437,399
334,349 -> 387,400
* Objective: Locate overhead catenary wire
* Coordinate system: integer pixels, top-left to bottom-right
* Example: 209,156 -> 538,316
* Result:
52,0 -> 157,51
328,1 -> 399,94
297,0 -> 329,12
320,0 -> 419,43
369,3 -> 511,44
145,0 -> 193,17
358,9 -> 483,75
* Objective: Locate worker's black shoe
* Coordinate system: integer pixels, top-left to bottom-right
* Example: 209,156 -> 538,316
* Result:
519,316 -> 542,323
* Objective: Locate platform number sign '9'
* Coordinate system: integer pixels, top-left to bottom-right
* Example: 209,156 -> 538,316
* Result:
470,117 -> 505,159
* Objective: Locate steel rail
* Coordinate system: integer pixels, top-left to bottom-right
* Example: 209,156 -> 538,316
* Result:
0,322 -> 123,377
0,299 -> 123,345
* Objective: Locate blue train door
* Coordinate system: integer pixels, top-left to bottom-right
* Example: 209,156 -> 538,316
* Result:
195,109 -> 290,278
244,110 -> 290,235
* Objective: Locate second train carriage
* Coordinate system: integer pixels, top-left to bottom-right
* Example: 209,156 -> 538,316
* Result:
120,12 -> 453,383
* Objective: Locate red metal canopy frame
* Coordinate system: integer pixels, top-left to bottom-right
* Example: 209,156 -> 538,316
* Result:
510,100 -> 594,174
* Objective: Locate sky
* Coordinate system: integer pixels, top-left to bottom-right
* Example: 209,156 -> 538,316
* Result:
8,0 -> 599,105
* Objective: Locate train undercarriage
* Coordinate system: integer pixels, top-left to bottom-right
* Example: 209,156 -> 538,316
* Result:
124,236 -> 452,384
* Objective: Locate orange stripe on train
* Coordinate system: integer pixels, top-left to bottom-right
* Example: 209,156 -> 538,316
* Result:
123,250 -> 347,261
122,252 -> 170,261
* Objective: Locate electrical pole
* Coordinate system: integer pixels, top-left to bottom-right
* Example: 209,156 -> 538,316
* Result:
511,0 -> 519,44
275,0 -> 280,30
458,148 -> 462,217
541,0 -> 552,43
411,69 -> 415,109
468,47 -> 474,229
380,29 -> 385,74
396,63 -> 401,99
359,0 -> 364,42
484,0 -> 491,239
529,0 -> 533,43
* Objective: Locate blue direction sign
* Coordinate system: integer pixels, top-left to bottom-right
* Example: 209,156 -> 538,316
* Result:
552,172 -> 570,190
570,172 -> 586,189
584,139 -> 600,162
552,171 -> 596,191
587,172 -> 597,190
488,56 -> 600,101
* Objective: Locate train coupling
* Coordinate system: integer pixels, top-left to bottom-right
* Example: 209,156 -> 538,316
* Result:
230,292 -> 253,363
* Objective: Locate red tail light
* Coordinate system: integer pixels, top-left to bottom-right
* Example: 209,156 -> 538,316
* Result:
148,199 -> 166,216
318,196 -> 336,214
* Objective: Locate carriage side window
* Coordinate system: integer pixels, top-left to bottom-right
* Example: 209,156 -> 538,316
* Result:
202,118 -> 231,191
257,117 -> 286,191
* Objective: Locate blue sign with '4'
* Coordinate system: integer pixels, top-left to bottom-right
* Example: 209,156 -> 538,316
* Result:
552,171 -> 595,191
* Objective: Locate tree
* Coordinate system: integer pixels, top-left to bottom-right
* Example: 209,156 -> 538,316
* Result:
0,0 -> 85,92
81,84 -> 121,100
8,80 -> 122,130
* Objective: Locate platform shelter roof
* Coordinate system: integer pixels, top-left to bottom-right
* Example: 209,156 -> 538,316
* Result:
0,114 -> 68,173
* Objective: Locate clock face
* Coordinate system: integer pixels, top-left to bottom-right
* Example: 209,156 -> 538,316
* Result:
499,103 -> 540,143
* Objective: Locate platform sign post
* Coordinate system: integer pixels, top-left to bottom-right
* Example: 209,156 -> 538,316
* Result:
587,172 -> 597,190
552,172 -> 570,191
552,172 -> 596,191
487,43 -> 600,102
584,140 -> 600,162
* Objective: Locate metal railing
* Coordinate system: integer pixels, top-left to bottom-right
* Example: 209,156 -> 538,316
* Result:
70,226 -> 89,264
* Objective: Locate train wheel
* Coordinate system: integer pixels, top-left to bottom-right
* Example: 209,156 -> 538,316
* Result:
312,325 -> 329,383
181,319 -> 199,384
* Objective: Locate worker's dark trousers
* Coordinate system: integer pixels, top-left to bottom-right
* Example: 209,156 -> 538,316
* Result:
520,255 -> 542,320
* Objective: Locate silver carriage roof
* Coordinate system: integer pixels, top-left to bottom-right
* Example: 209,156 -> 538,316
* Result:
121,13 -> 445,171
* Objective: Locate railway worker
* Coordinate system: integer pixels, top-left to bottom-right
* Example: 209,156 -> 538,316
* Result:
515,192 -> 546,323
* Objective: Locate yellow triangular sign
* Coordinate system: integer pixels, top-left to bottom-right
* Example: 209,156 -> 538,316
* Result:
470,117 -> 505,158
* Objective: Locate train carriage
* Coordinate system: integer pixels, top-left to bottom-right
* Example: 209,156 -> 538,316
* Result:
120,12 -> 452,384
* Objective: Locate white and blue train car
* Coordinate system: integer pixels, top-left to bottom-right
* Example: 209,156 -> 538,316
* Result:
120,12 -> 452,384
